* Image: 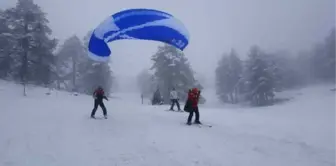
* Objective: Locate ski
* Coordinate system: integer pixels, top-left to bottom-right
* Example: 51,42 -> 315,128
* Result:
182,122 -> 212,128
193,123 -> 212,128
165,109 -> 185,113
90,116 -> 107,120
199,123 -> 212,128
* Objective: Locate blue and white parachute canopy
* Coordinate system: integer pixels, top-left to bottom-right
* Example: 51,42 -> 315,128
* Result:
88,8 -> 190,61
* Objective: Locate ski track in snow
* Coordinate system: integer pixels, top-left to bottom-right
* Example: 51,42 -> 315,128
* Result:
0,81 -> 335,166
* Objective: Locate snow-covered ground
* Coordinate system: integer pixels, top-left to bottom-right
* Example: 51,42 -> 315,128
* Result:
0,80 -> 335,166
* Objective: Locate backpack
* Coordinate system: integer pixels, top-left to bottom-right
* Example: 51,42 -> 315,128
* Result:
183,99 -> 191,112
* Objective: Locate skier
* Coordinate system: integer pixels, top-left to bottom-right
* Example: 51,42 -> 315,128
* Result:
186,88 -> 201,125
152,89 -> 163,105
169,87 -> 181,111
91,86 -> 108,119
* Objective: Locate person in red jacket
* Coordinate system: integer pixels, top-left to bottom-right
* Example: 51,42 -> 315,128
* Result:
91,86 -> 108,119
186,88 -> 201,125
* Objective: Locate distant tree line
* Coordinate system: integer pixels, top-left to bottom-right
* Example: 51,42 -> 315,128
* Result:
215,28 -> 335,106
0,0 -> 114,96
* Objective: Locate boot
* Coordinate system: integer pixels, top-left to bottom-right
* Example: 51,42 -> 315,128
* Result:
194,121 -> 202,124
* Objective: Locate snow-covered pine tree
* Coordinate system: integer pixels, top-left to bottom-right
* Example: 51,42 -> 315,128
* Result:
0,9 -> 14,78
215,49 -> 243,103
55,35 -> 86,91
3,0 -> 57,94
29,19 -> 57,86
150,44 -> 205,104
266,51 -> 305,90
245,46 -> 275,106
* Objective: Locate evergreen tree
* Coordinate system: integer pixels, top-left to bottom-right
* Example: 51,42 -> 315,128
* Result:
55,35 -> 86,91
150,44 -> 205,104
215,49 -> 243,103
0,9 -> 14,78
29,20 -> 57,86
267,51 -> 304,90
245,46 -> 275,106
2,0 -> 57,94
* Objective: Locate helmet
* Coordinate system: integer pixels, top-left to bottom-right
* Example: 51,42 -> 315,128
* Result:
192,88 -> 198,93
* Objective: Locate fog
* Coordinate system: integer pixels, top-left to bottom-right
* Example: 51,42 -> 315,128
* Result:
1,0 -> 334,92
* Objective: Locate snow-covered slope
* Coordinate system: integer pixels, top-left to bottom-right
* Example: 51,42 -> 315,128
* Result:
0,80 -> 334,166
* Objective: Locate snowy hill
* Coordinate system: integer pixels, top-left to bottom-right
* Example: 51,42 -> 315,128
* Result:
0,80 -> 335,166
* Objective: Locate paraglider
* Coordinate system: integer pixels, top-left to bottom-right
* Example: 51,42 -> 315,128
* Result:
87,8 -> 190,61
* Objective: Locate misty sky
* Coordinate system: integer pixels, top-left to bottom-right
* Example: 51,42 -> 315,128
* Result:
1,0 -> 335,89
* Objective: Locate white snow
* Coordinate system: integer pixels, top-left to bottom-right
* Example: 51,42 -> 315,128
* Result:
0,80 -> 335,166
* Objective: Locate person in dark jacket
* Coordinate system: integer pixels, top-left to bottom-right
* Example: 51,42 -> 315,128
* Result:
186,88 -> 201,125
91,86 -> 108,119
